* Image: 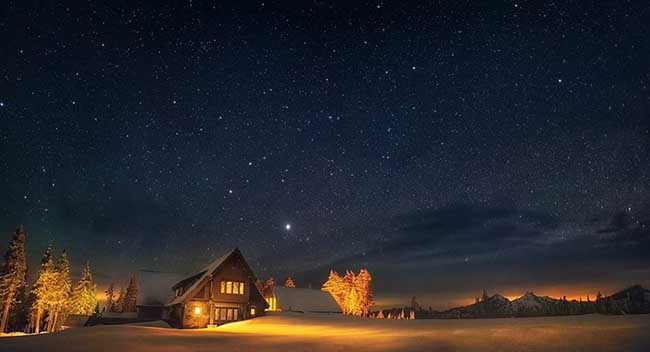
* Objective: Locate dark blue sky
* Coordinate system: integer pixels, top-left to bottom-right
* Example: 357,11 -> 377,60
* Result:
1,1 -> 649,308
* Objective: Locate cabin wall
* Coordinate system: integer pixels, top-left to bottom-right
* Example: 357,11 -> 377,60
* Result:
182,301 -> 210,328
209,255 -> 251,303
167,305 -> 183,328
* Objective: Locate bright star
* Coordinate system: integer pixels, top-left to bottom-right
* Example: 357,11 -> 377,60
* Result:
285,224 -> 291,230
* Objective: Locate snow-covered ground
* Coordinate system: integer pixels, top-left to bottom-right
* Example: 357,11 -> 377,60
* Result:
0,312 -> 649,351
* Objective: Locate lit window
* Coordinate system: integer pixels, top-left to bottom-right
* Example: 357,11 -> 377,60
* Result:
194,307 -> 202,315
220,281 -> 245,295
250,307 -> 256,316
266,296 -> 277,311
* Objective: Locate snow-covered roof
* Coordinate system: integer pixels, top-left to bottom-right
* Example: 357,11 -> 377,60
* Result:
166,248 -> 246,306
137,270 -> 187,307
272,286 -> 341,313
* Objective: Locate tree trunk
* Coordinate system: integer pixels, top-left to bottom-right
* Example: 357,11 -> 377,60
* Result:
51,311 -> 59,332
0,287 -> 16,333
46,309 -> 55,333
47,310 -> 59,332
35,306 -> 43,334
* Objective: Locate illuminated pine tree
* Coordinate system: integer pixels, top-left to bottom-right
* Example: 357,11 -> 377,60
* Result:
376,310 -> 384,319
344,285 -> 362,316
48,250 -> 72,332
30,245 -> 56,334
409,309 -> 416,320
342,271 -> 356,314
284,277 -> 295,288
355,269 -> 372,316
0,226 -> 27,333
121,276 -> 138,313
322,270 -> 347,311
70,262 -> 97,315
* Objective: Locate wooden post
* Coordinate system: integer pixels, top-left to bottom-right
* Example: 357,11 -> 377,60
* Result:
208,275 -> 214,326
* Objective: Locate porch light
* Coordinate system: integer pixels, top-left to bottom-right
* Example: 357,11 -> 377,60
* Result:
250,307 -> 256,316
194,307 -> 202,315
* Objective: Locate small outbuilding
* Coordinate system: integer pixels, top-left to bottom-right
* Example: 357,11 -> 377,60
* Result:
265,286 -> 341,313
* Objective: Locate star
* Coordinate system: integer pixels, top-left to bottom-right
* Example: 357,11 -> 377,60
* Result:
285,224 -> 291,230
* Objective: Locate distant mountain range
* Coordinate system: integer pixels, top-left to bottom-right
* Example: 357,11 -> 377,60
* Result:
380,285 -> 650,319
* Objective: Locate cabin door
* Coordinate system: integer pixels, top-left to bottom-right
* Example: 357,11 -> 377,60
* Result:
215,307 -> 240,322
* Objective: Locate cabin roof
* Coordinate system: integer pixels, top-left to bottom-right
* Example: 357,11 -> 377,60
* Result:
137,270 -> 187,307
272,286 -> 341,313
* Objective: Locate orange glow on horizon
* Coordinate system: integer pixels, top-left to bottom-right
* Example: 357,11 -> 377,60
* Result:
373,282 -> 637,311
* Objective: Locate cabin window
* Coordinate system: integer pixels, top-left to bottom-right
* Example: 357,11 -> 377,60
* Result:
220,280 -> 245,295
250,307 -> 256,316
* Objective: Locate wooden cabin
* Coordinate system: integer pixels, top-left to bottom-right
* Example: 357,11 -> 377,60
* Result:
164,248 -> 268,328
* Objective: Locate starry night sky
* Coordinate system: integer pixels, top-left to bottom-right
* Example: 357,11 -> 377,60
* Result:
1,1 -> 649,308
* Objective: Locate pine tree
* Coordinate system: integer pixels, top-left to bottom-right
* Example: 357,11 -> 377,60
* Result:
70,262 -> 97,315
322,269 -> 373,316
48,250 -> 72,332
344,285 -> 362,315
31,245 -> 56,334
114,287 -> 125,313
284,277 -> 295,288
355,269 -> 373,316
376,310 -> 384,319
0,226 -> 27,333
105,283 -> 115,312
410,296 -> 421,311
409,309 -> 416,320
322,270 -> 347,311
8,282 -> 29,332
264,277 -> 275,290
121,276 -> 138,313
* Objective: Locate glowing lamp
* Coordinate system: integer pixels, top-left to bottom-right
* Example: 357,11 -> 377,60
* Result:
250,308 -> 256,316
194,307 -> 202,315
